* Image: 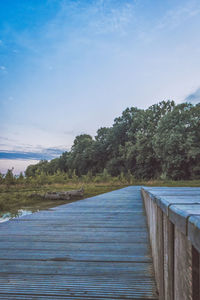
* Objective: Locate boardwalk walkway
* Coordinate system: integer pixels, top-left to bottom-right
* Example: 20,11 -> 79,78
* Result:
0,186 -> 158,299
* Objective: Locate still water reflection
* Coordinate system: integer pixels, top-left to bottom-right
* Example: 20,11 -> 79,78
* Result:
0,198 -> 81,223
0,209 -> 34,223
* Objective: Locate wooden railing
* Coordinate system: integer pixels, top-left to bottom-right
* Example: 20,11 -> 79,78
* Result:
141,187 -> 200,300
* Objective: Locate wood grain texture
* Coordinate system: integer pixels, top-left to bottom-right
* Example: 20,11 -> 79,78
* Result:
188,216 -> 200,252
156,207 -> 164,299
174,227 -> 192,300
0,186 -> 158,300
192,246 -> 200,300
163,214 -> 174,300
142,191 -> 164,300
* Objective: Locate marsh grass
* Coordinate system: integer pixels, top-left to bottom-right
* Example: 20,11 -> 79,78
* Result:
0,182 -> 127,217
0,178 -> 200,218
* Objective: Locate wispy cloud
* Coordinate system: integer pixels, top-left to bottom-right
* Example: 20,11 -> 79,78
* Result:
9,0 -> 137,57
157,2 -> 200,31
0,135 -> 68,159
138,1 -> 200,44
185,87 -> 200,103
53,0 -> 136,35
0,147 -> 65,161
85,1 -> 136,36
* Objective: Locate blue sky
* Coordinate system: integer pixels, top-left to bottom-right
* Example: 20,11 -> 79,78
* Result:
0,0 -> 200,173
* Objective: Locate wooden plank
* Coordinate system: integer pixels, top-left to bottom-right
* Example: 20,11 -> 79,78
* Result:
188,216 -> 200,253
142,187 -> 200,215
192,246 -> 200,300
0,273 -> 158,299
7,220 -> 147,227
0,260 -> 155,276
163,214 -> 174,300
0,225 -> 147,232
0,249 -> 153,262
0,233 -> 149,243
0,242 -> 151,253
174,226 -> 192,300
142,190 -> 163,299
169,204 -> 200,235
156,207 -> 164,299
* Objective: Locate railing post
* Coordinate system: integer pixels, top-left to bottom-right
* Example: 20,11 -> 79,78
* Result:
192,246 -> 200,300
163,214 -> 174,300
141,187 -> 200,300
174,227 -> 192,300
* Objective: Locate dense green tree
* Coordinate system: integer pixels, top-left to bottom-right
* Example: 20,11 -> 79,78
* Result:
187,103 -> 200,178
24,101 -> 200,181
153,103 -> 199,179
25,160 -> 49,177
57,152 -> 70,173
131,101 -> 175,178
94,127 -> 112,172
106,157 -> 125,176
69,134 -> 96,176
47,158 -> 60,174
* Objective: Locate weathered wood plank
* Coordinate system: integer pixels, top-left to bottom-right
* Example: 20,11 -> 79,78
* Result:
192,246 -> 200,300
0,233 -> 149,243
174,227 -> 192,300
163,214 -> 174,300
0,241 -> 149,251
0,260 -> 155,276
169,204 -> 200,235
0,225 -> 147,233
0,250 -> 153,262
188,216 -> 200,252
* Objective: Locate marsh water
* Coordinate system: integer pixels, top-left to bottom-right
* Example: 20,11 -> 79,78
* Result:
0,198 -> 82,223
0,185 -> 123,223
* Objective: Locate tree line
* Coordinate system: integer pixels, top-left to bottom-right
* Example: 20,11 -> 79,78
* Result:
25,101 -> 200,180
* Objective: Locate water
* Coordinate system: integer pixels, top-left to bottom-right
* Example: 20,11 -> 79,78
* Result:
0,209 -> 34,223
0,197 -> 83,223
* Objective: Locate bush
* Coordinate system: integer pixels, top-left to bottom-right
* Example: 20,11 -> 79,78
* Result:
5,168 -> 15,185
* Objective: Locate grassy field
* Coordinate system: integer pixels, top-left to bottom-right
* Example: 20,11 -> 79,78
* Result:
0,179 -> 200,219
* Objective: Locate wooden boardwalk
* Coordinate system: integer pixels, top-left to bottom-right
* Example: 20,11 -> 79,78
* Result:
0,186 -> 158,299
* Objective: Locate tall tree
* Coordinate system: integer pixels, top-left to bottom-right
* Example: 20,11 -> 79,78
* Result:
153,103 -> 199,179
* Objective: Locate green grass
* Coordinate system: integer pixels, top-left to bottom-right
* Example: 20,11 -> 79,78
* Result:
0,179 -> 200,218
